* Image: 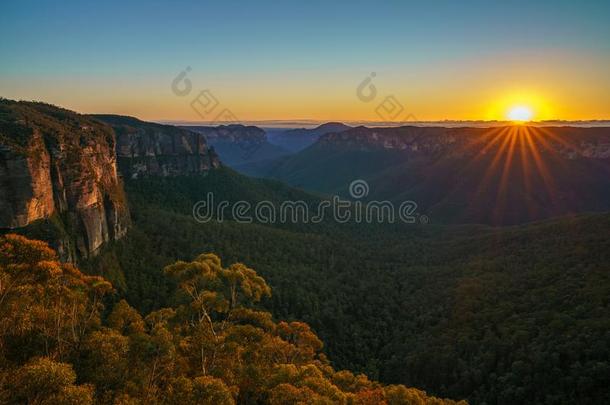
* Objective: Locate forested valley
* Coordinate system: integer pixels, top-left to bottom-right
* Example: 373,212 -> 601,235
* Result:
65,168 -> 610,404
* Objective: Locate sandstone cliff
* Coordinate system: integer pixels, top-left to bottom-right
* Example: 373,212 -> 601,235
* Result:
94,115 -> 220,178
0,100 -> 130,260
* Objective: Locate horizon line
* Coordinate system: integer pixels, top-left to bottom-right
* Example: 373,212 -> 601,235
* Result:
157,118 -> 610,129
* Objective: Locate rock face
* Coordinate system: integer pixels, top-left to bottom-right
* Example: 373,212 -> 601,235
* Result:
0,100 -> 130,261
0,134 -> 55,227
94,115 -> 220,179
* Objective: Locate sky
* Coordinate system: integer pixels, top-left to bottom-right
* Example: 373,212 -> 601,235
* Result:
1,0 -> 609,122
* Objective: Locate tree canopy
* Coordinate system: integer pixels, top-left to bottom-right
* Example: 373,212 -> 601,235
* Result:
0,234 -> 463,405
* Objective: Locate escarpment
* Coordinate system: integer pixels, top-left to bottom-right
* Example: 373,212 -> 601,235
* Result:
1,102 -> 224,261
0,100 -> 130,261
318,125 -> 610,158
93,115 -> 220,179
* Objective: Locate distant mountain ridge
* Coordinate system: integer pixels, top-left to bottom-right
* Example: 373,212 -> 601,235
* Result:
183,124 -> 290,166
316,125 -> 610,157
243,125 -> 610,225
267,122 -> 351,152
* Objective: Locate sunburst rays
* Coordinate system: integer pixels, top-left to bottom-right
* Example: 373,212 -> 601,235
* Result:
457,125 -> 573,223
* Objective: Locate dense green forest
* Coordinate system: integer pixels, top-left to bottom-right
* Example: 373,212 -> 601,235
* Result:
0,233 -> 463,404
77,168 -> 610,404
2,101 -> 610,403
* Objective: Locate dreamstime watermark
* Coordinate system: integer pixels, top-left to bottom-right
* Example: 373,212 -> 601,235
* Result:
171,67 -> 261,159
356,72 -> 418,123
192,179 -> 429,225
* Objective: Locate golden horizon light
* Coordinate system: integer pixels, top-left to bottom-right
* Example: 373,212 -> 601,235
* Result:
507,106 -> 534,122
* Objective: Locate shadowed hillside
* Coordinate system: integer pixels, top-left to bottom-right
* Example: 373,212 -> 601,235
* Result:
83,167 -> 610,404
243,125 -> 610,225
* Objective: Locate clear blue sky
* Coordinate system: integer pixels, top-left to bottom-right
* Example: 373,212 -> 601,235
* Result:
2,0 -> 609,121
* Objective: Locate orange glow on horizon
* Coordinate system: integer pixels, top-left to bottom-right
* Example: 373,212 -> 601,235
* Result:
486,91 -> 552,122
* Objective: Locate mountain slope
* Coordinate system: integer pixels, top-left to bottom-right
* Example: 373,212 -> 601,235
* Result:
250,125 -> 610,225
267,122 -> 351,152
84,166 -> 610,404
183,124 -> 290,166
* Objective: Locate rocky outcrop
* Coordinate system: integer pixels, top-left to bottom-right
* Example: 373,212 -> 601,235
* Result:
0,100 -> 130,261
95,115 -> 220,179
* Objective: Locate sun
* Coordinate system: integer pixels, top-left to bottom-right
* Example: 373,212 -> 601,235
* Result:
507,106 -> 534,122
